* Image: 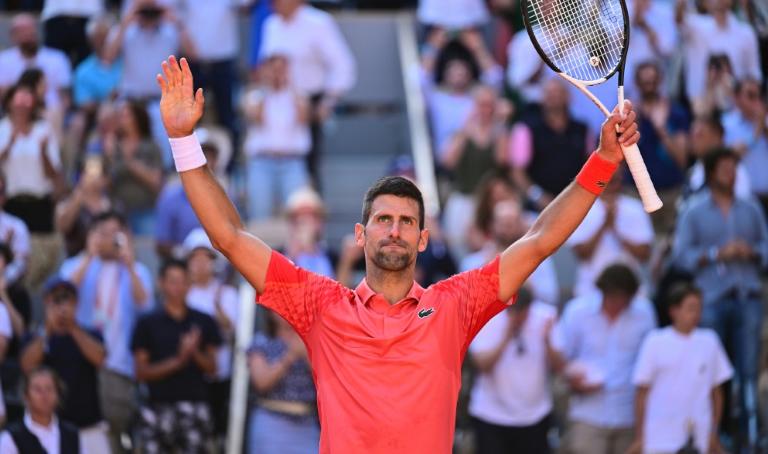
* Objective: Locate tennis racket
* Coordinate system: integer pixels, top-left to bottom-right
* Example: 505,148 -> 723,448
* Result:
521,0 -> 663,213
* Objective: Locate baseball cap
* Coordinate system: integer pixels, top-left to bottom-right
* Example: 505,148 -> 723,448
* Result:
182,228 -> 217,258
42,276 -> 78,300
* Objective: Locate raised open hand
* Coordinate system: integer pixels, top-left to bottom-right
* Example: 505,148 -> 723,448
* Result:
157,56 -> 205,138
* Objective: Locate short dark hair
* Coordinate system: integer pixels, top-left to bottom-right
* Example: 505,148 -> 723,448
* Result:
703,147 -> 739,183
90,210 -> 127,231
595,264 -> 639,297
633,59 -> 662,83
361,176 -> 425,230
734,77 -> 765,97
667,282 -> 702,310
159,258 -> 188,279
2,83 -> 43,120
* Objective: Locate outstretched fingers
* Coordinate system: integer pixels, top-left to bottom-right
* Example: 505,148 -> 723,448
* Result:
179,57 -> 194,97
156,73 -> 167,93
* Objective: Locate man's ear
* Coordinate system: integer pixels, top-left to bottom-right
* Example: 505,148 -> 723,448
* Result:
417,228 -> 430,253
354,223 -> 365,247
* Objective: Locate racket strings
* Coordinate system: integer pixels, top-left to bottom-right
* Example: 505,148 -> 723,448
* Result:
527,0 -> 625,82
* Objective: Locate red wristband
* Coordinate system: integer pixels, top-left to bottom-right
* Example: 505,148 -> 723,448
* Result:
576,152 -> 619,195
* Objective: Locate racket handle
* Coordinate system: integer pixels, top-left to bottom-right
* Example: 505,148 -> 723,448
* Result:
621,143 -> 663,213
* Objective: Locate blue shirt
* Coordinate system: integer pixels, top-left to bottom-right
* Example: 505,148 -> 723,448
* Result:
73,55 -> 122,107
553,293 -> 656,428
59,256 -> 154,377
155,181 -> 201,247
672,190 -> 768,305
630,104 -> 689,190
722,109 -> 768,195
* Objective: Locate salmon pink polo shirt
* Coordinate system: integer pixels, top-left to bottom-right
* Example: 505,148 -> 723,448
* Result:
257,250 -> 511,454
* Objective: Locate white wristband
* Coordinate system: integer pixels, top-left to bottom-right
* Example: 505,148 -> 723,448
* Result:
168,133 -> 207,172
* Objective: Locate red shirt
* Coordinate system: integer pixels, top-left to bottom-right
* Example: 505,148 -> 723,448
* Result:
258,251 -> 509,454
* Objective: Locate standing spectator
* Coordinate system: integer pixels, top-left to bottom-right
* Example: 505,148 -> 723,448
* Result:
685,115 -> 752,200
282,188 -> 336,277
421,28 -> 503,158
629,284 -> 732,454
553,264 -> 656,454
633,60 -> 689,233
0,14 -> 72,111
183,228 -> 239,448
567,172 -> 654,298
20,277 -> 111,453
131,259 -> 220,454
510,78 -> 593,211
0,83 -> 65,296
241,53 -> 311,221
180,0 -> 242,139
672,148 -> 768,450
0,259 -> 16,428
104,101 -> 163,235
676,0 -> 762,107
260,0 -> 356,186
468,288 -> 558,453
721,78 -> 768,213
73,16 -> 123,112
55,155 -> 112,258
41,0 -> 105,67
104,0 -> 196,101
155,142 -> 219,260
248,308 -> 318,454
59,210 -> 154,454
0,368 -> 80,454
440,85 -> 509,260
417,0 -> 489,30
461,199 -> 559,306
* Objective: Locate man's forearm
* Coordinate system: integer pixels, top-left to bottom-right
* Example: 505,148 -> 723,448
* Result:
127,265 -> 148,306
191,349 -> 216,375
136,356 -> 186,382
71,326 -> 106,367
528,183 -> 599,257
180,166 -> 243,252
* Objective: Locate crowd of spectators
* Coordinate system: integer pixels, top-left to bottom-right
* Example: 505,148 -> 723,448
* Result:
0,0 -> 761,453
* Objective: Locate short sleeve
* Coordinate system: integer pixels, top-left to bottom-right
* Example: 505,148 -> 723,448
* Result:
434,256 -> 507,348
130,315 -> 151,353
0,432 -> 18,454
258,251 -> 348,336
710,332 -> 734,386
632,333 -> 657,386
0,305 -> 12,339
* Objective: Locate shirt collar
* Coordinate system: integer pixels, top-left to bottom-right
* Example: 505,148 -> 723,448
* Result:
354,279 -> 425,307
24,412 -> 58,433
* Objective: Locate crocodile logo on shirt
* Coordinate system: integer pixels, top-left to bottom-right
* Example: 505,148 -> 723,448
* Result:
418,308 -> 435,319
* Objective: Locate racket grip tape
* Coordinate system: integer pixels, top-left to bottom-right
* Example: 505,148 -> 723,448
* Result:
621,143 -> 663,213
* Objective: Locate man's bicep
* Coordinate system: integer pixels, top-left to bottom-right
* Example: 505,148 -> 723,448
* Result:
220,229 -> 272,294
499,237 -> 546,302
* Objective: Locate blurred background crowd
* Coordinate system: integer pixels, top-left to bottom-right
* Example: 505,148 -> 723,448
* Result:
0,0 -> 762,453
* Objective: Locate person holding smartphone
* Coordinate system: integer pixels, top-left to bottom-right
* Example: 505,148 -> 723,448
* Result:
57,210 -> 154,454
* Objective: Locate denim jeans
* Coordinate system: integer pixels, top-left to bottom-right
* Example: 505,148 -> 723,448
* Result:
246,156 -> 310,221
700,295 -> 763,446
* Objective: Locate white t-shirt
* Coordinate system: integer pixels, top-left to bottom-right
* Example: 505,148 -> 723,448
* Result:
0,118 -> 62,198
506,30 -> 550,104
178,0 -> 243,61
469,302 -> 556,426
242,88 -> 311,157
186,280 -> 239,380
41,0 -> 104,20
417,0 -> 489,29
0,414 -> 85,454
567,195 -> 654,297
0,47 -> 72,108
633,327 -> 733,454
0,211 -> 30,285
261,6 -> 356,95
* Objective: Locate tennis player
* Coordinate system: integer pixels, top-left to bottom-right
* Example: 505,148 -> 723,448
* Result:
157,55 -> 640,453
